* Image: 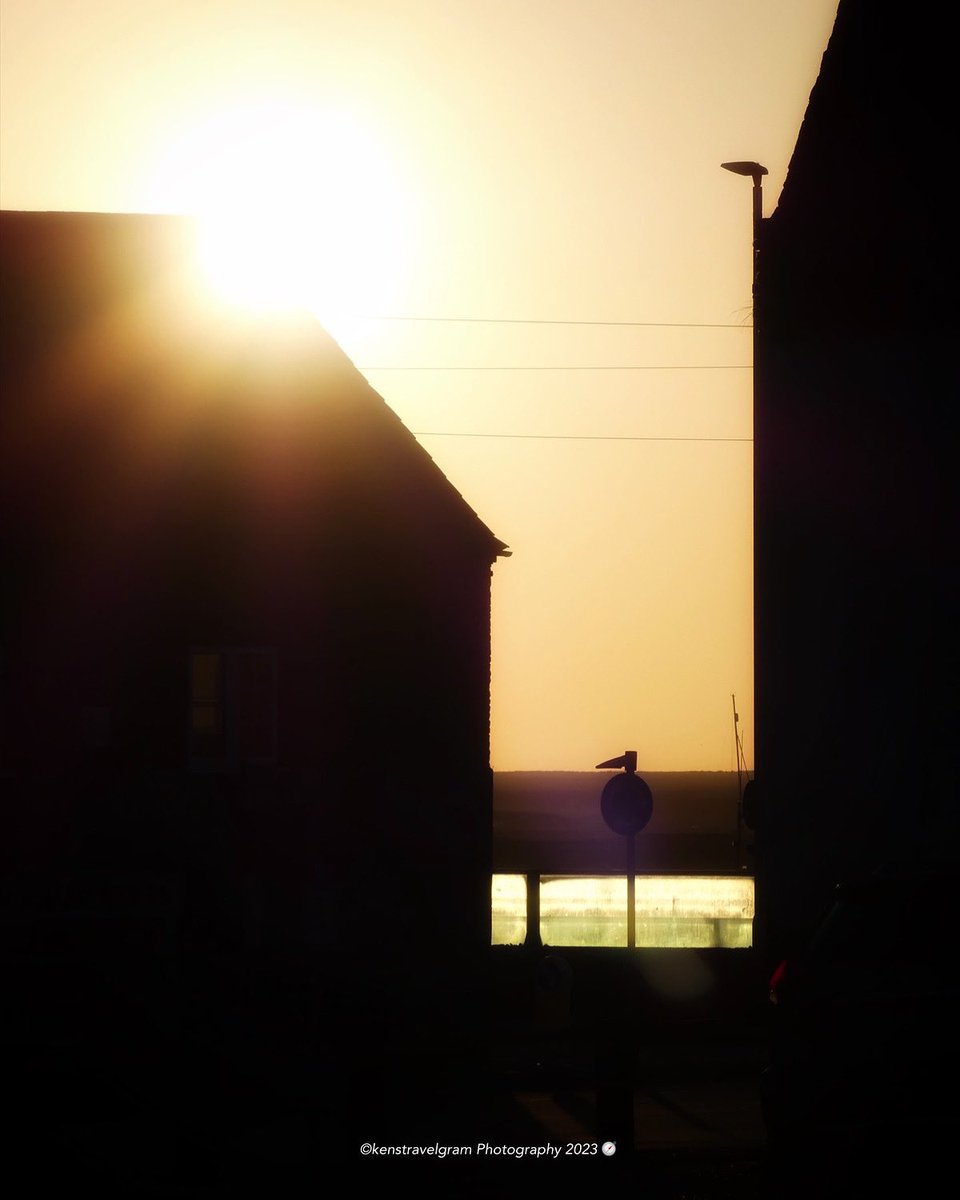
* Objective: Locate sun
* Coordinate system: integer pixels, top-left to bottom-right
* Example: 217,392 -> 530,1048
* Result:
143,99 -> 418,333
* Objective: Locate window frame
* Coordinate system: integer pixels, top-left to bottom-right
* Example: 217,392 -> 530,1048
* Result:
188,646 -> 278,772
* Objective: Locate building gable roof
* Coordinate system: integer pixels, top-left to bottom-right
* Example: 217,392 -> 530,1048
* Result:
0,209 -> 507,572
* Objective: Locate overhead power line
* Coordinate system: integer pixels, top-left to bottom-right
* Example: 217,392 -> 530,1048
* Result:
360,315 -> 752,329
359,363 -> 752,371
412,431 -> 751,443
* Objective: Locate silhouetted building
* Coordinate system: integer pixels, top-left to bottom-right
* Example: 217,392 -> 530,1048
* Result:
753,1 -> 955,957
1,210 -> 507,1136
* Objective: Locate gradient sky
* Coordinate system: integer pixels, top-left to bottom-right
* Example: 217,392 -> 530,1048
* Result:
0,0 -> 839,771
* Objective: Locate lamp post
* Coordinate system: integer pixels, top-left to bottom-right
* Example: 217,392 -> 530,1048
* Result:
721,160 -> 766,870
721,161 -> 767,300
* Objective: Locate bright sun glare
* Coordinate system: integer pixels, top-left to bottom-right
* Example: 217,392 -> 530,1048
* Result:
145,99 -> 417,333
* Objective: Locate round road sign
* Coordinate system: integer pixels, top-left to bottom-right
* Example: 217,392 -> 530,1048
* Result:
600,773 -> 653,836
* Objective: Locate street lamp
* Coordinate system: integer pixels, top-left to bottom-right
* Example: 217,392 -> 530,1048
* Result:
721,159 -> 766,871
721,161 -> 767,304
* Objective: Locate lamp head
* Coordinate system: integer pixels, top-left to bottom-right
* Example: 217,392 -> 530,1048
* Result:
721,161 -> 768,183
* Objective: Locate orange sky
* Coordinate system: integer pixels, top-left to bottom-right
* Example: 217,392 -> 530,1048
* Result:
0,0 -> 839,771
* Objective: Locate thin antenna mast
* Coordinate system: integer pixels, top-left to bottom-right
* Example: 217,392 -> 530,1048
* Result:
733,694 -> 743,866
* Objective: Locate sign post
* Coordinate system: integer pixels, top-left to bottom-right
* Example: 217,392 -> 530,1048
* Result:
626,828 -> 636,948
593,750 -> 654,1154
596,751 -> 653,948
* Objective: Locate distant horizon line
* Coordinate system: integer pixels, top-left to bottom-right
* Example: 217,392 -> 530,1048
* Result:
493,767 -> 746,775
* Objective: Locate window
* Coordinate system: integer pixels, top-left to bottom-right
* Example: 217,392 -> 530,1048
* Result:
189,648 -> 277,770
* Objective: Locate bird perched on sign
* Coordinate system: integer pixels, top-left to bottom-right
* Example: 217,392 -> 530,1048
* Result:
596,751 -> 637,773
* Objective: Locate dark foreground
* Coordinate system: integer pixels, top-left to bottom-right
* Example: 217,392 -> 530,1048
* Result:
16,1025 -> 767,1199
12,944 -> 952,1197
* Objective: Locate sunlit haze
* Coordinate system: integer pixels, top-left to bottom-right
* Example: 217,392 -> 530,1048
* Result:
0,0 -> 841,770
145,98 -> 418,327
